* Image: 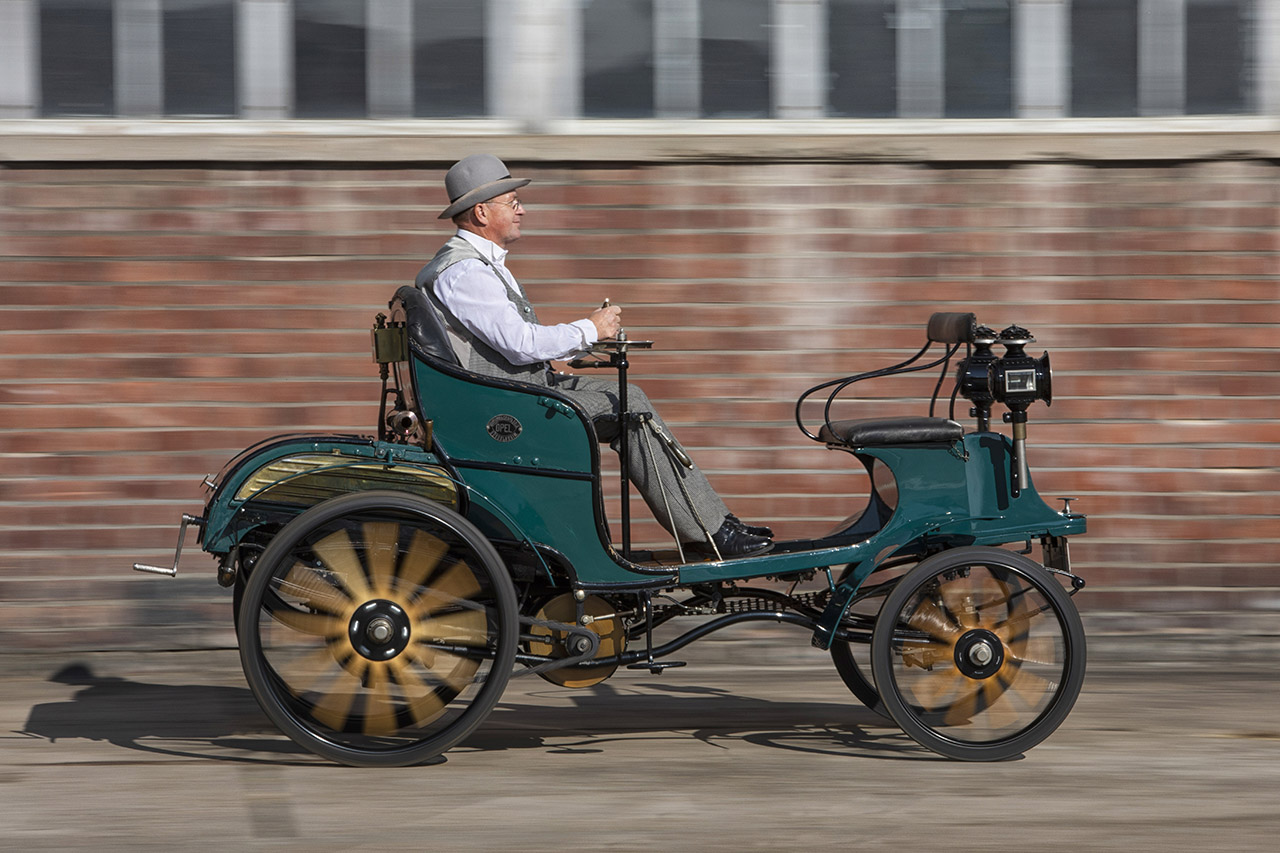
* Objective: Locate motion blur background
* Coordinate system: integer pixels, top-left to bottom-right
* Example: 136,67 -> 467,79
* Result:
0,0 -> 1276,652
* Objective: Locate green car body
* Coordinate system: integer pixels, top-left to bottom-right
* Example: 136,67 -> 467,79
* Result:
197,346 -> 1084,648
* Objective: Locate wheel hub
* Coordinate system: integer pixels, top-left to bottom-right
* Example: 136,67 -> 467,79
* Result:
349,599 -> 412,661
953,628 -> 1004,679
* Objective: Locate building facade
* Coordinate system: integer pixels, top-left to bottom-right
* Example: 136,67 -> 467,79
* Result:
0,0 -> 1273,121
1,1 -> 1278,651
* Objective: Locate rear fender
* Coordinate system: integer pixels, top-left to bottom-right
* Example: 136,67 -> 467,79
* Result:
201,435 -> 458,554
200,434 -> 558,585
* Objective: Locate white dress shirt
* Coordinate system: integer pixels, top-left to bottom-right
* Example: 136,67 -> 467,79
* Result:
432,230 -> 597,366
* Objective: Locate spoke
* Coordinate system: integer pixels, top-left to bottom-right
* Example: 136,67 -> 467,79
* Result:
993,574 -> 1025,625
929,588 -> 963,633
1005,635 -> 1061,667
415,608 -> 488,646
408,646 -> 479,692
942,573 -> 977,627
906,598 -> 961,643
994,592 -> 1053,654
384,656 -> 449,726
991,585 -> 1049,632
281,561 -> 349,615
996,614 -> 1032,646
363,522 -> 401,597
398,529 -> 449,589
1003,665 -> 1057,709
276,646 -> 347,695
943,679 -> 982,726
942,571 -> 1006,631
411,561 -> 482,616
313,529 -> 371,601
309,658 -> 368,731
977,674 -> 1019,730
362,664 -> 400,736
269,607 -> 342,638
972,592 -> 1014,631
910,666 -> 967,713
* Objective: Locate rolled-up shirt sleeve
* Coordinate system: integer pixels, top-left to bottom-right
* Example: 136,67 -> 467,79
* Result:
434,259 -> 597,365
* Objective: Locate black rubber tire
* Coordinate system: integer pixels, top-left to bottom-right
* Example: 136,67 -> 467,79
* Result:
871,546 -> 1086,761
238,490 -> 517,767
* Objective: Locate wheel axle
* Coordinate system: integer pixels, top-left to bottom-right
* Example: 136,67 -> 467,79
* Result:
348,599 -> 412,661
953,628 -> 1004,679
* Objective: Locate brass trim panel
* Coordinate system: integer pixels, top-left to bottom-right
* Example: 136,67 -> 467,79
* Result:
234,454 -> 458,509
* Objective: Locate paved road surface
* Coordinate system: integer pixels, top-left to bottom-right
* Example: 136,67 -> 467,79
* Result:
2,634 -> 1277,852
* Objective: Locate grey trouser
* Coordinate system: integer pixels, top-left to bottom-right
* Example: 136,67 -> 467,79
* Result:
548,373 -> 729,544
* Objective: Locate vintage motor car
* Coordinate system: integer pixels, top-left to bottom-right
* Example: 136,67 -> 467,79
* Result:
134,289 -> 1087,767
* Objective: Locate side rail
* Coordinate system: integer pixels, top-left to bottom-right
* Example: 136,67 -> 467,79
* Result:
796,310 -> 1055,498
795,312 -> 975,442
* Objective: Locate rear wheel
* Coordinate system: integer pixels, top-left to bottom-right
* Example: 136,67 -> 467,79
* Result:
237,491 -> 517,767
871,546 -> 1085,761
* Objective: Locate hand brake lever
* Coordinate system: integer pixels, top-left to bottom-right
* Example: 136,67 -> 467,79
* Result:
570,298 -> 617,369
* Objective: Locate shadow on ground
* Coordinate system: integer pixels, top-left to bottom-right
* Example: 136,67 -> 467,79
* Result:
18,663 -> 935,766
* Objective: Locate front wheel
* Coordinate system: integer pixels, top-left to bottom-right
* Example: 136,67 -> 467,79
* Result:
237,491 -> 518,767
871,546 -> 1085,761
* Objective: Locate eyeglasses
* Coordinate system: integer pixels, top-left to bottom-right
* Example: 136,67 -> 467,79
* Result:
486,197 -> 523,211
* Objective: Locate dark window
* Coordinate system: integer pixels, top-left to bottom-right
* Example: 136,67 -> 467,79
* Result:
583,0 -> 655,117
1071,0 -> 1139,116
1186,0 -> 1250,114
413,0 -> 486,117
39,0 -> 114,116
944,0 -> 1012,117
827,0 -> 896,117
163,0 -> 236,116
700,0 -> 770,117
295,0 -> 367,118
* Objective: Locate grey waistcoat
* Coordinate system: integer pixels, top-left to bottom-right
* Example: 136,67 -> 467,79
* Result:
414,236 -> 552,386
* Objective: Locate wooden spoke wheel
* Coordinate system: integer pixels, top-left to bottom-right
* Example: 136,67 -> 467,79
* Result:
237,491 -> 517,767
870,546 -> 1085,761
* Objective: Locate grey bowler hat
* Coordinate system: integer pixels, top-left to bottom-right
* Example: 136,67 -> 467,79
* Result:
438,154 -> 531,220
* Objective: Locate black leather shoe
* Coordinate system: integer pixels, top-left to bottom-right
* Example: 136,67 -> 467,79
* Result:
691,518 -> 773,559
727,513 -> 774,539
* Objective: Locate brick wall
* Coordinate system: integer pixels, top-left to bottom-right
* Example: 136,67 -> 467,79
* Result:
1,158 -> 1277,650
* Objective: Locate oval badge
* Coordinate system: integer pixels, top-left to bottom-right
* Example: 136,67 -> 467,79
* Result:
486,414 -> 522,443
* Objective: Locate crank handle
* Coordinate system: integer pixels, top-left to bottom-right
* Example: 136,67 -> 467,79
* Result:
133,514 -> 204,578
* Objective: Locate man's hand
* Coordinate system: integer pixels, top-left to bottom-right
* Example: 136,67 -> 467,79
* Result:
589,304 -> 622,339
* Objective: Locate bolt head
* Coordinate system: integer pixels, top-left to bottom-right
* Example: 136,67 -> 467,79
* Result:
367,618 -> 394,644
969,642 -> 994,666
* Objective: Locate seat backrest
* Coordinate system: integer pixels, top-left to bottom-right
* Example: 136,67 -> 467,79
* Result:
392,284 -> 460,365
388,285 -> 598,482
926,312 -> 976,344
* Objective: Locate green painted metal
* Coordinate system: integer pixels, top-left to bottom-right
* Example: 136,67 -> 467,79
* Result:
679,433 -> 1079,586
411,359 -> 593,474
198,357 -> 1084,623
454,467 -> 655,586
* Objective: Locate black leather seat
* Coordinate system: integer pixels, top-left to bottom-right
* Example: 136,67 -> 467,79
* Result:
392,284 -> 459,366
818,416 -> 964,448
